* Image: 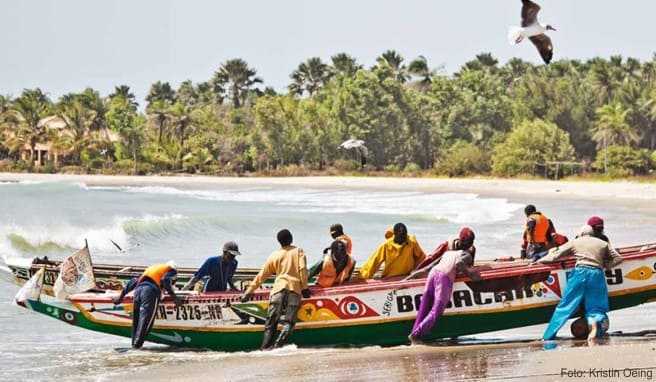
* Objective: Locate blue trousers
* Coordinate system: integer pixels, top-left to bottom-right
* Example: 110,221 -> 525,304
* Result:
543,266 -> 609,340
132,280 -> 161,348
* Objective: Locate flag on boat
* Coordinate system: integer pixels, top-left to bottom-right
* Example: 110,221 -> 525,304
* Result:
14,267 -> 45,305
53,242 -> 96,300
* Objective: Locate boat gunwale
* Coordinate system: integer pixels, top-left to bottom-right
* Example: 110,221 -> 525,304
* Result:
68,248 -> 656,304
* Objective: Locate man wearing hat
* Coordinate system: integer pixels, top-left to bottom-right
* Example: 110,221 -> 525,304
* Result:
409,227 -> 479,344
587,216 -> 610,243
183,241 -> 241,292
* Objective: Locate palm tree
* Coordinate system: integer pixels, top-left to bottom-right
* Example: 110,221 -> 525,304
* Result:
642,89 -> 656,149
375,50 -> 409,83
147,100 -> 171,144
592,103 -> 638,172
0,95 -> 13,157
146,81 -> 176,107
589,58 -> 623,103
9,89 -> 52,163
176,80 -> 198,107
109,85 -> 138,108
289,57 -> 332,96
408,56 -> 434,89
330,53 -> 362,76
57,94 -> 98,162
168,102 -> 195,168
212,59 -> 263,108
462,53 -> 499,73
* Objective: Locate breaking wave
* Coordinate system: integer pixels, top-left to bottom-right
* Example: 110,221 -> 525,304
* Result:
86,185 -> 522,224
0,214 -> 191,258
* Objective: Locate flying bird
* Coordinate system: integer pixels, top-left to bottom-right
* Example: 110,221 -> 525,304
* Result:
508,0 -> 557,64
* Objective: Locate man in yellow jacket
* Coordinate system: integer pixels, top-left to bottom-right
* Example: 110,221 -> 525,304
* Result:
241,229 -> 310,350
360,223 -> 426,279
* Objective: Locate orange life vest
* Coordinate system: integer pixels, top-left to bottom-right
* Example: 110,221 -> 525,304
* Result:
140,263 -> 173,287
526,213 -> 550,244
336,234 -> 353,255
317,254 -> 354,288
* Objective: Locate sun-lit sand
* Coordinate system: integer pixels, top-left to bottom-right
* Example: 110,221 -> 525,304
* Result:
3,172 -> 656,201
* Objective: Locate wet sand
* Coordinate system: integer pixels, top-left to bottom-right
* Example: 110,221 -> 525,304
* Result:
105,337 -> 656,382
3,173 -> 656,201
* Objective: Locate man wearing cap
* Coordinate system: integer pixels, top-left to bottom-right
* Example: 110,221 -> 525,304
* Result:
113,260 -> 181,348
587,216 -> 610,243
409,227 -> 480,344
183,241 -> 241,292
537,225 -> 623,341
416,227 -> 477,271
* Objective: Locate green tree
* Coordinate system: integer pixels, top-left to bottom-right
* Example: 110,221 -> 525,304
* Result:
593,145 -> 653,176
212,59 -> 263,108
375,50 -> 409,83
492,119 -> 575,176
109,85 -> 138,108
57,93 -> 99,162
408,56 -> 434,90
146,81 -> 176,105
330,53 -> 362,77
592,103 -> 638,148
106,95 -> 144,173
8,89 -> 52,163
289,57 -> 331,96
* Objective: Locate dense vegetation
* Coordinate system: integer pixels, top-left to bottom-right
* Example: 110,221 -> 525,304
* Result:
1,52 -> 656,178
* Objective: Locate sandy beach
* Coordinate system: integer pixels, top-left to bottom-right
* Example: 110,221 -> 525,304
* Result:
2,172 -> 656,201
107,337 -> 656,382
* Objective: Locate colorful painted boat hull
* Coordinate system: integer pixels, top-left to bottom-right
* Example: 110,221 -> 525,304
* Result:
16,245 -> 656,351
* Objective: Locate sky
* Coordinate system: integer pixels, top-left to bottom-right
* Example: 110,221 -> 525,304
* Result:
1,0 -> 655,105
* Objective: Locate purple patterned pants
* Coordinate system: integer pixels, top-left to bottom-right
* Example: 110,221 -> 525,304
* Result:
411,269 -> 454,338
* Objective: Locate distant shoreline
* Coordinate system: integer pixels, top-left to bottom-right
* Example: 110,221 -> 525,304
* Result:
3,172 -> 656,201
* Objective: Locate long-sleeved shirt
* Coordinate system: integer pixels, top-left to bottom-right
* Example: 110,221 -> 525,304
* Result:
246,245 -> 309,296
359,235 -> 426,279
193,255 -> 238,292
538,235 -> 623,270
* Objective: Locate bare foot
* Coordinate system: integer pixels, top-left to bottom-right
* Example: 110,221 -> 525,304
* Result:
587,322 -> 598,344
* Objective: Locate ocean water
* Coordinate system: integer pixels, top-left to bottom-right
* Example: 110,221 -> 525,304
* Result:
1,179 -> 655,381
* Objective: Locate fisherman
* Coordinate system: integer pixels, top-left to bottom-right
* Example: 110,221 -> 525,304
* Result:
587,216 -> 609,243
359,223 -> 426,279
538,225 -> 623,341
409,229 -> 480,343
240,229 -> 311,350
325,223 -> 353,255
113,260 -> 182,349
416,227 -> 476,270
182,241 -> 241,292
309,239 -> 355,288
521,204 -> 556,260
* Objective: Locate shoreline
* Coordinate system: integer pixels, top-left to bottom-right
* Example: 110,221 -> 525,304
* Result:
108,338 -> 656,382
3,172 -> 656,201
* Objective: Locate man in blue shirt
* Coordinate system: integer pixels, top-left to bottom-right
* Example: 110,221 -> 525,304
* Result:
182,241 -> 241,292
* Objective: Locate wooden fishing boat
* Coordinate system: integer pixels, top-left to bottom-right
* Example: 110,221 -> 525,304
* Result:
14,243 -> 656,351
2,257 -> 263,293
3,242 -> 651,294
